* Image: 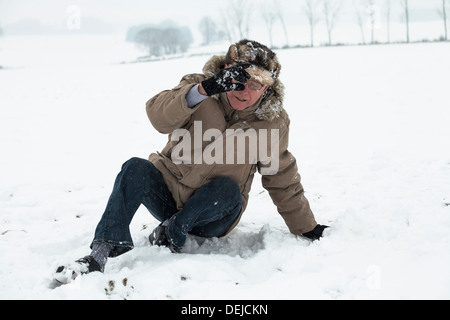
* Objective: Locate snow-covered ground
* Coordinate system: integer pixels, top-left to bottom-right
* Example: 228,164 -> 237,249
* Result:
0,35 -> 449,300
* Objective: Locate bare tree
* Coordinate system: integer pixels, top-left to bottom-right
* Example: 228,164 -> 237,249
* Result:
322,0 -> 342,46
234,5 -> 247,39
399,0 -> 410,43
438,0 -> 449,41
366,0 -> 377,44
274,0 -> 290,47
353,0 -> 366,44
135,28 -> 164,57
162,28 -> 182,54
223,0 -> 253,41
304,0 -> 321,47
220,11 -> 236,43
199,16 -> 217,46
234,0 -> 251,39
385,0 -> 392,43
261,1 -> 277,48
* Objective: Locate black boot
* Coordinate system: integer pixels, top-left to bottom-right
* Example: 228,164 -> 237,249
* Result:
149,222 -> 181,253
54,255 -> 102,284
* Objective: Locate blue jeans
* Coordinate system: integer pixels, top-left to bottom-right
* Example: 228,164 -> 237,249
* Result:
91,157 -> 242,256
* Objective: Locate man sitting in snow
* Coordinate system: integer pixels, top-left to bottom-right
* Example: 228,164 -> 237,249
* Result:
54,39 -> 328,283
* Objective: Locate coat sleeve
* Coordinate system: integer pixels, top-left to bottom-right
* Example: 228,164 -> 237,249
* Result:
259,116 -> 318,235
146,74 -> 205,134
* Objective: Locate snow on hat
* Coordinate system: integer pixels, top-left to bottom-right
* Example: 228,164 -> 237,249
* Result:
225,39 -> 281,86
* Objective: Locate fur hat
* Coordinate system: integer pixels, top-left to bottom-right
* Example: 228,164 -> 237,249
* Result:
224,39 -> 281,86
202,40 -> 285,122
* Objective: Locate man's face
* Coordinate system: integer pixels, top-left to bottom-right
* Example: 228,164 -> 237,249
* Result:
225,64 -> 269,111
226,82 -> 269,111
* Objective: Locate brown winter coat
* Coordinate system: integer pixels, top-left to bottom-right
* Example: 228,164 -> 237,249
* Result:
146,55 -> 317,235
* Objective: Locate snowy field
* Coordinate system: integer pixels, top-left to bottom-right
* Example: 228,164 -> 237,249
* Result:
0,35 -> 449,300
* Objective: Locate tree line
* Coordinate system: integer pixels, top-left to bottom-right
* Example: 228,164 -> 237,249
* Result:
126,0 -> 449,58
200,0 -> 450,48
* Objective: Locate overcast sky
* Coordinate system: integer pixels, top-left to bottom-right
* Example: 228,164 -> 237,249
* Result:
1,0 -> 447,47
0,0 -> 443,31
2,0 -> 222,26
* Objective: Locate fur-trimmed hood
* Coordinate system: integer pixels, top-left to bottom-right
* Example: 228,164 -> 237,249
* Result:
202,55 -> 285,122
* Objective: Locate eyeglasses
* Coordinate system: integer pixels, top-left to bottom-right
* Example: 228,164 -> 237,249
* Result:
246,80 -> 264,91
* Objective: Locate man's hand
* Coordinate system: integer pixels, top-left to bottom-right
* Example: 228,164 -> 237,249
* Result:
302,224 -> 329,241
200,63 -> 252,96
